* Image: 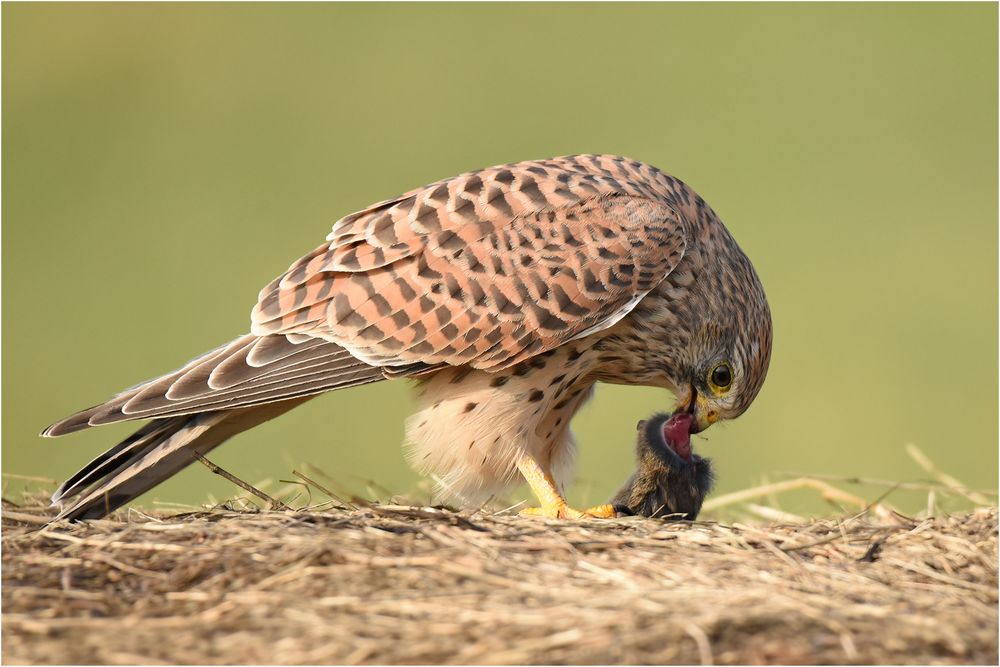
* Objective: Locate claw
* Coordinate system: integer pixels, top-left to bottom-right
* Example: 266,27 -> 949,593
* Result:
580,503 -> 620,519
519,503 -> 584,519
518,502 -> 620,520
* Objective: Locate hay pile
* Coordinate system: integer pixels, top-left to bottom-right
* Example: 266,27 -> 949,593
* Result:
3,497 -> 997,665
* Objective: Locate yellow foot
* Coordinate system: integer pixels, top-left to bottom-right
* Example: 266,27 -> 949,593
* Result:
516,454 -> 622,520
519,502 -> 620,519
581,503 -> 620,518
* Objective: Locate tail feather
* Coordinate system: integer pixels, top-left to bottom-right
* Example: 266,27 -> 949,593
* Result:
42,333 -> 435,521
52,419 -> 178,504
53,398 -> 310,521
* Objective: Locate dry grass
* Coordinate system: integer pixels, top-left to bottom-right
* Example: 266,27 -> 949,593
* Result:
2,486 -> 997,665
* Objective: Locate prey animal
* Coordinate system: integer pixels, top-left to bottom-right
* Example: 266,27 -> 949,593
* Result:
42,154 -> 771,521
610,412 -> 715,520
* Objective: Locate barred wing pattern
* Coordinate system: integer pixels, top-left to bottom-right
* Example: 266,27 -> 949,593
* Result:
251,154 -> 689,371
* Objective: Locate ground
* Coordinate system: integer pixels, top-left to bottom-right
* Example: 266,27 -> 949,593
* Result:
2,499 -> 996,665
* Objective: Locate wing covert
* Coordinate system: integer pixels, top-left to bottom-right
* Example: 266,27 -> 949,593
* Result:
251,154 -> 690,370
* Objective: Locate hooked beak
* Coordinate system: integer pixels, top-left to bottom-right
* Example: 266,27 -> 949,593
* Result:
673,385 -> 718,435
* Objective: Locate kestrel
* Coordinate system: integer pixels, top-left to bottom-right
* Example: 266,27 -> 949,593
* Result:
42,154 -> 772,521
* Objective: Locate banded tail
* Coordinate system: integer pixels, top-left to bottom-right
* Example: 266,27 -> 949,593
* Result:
42,333 -> 427,520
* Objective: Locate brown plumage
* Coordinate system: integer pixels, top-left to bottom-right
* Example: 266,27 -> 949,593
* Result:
42,154 -> 772,521
611,413 -> 715,520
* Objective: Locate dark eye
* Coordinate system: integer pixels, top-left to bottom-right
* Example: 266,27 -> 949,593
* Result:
709,363 -> 733,390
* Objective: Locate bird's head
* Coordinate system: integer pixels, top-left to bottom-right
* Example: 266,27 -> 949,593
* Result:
667,249 -> 773,435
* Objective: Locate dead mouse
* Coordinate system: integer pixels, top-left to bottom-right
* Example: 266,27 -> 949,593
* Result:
610,412 -> 714,520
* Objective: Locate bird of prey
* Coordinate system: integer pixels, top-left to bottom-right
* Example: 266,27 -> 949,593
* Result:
42,154 -> 772,521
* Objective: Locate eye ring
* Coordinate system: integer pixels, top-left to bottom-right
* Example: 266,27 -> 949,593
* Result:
708,362 -> 733,393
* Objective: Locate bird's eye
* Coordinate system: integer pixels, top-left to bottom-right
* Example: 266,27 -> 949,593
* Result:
708,362 -> 733,392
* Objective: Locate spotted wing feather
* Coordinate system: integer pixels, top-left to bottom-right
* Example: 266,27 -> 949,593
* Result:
251,155 -> 689,370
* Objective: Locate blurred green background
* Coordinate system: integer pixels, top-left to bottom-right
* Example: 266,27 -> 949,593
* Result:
4,3 -> 997,516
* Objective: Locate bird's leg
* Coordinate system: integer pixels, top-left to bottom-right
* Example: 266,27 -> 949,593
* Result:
516,454 -> 619,519
517,453 -> 582,518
